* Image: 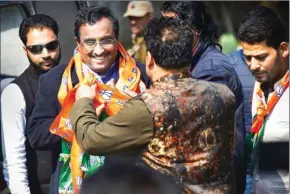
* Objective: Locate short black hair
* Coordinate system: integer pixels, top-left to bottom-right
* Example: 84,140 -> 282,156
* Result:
144,17 -> 193,69
161,1 -> 218,43
19,14 -> 59,45
237,5 -> 287,49
74,6 -> 119,41
80,159 -> 182,194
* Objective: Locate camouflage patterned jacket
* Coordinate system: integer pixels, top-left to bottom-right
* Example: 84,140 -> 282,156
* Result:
140,72 -> 237,194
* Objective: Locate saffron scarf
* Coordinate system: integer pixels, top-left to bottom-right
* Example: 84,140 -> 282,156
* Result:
50,42 -> 146,193
246,71 -> 289,174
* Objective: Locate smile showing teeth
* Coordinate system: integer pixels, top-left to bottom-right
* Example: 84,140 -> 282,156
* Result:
93,55 -> 107,61
95,57 -> 104,60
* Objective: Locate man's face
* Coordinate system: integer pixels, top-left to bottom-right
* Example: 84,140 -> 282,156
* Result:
77,17 -> 118,74
25,28 -> 60,72
241,40 -> 284,84
128,14 -> 151,35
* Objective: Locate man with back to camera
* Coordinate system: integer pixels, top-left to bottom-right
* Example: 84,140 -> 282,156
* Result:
1,14 -> 61,194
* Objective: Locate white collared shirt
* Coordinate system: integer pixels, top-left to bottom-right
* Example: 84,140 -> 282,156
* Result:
251,80 -> 289,143
1,83 -> 30,194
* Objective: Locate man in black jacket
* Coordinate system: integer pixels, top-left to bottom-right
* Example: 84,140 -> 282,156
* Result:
27,6 -> 150,193
1,14 -> 61,194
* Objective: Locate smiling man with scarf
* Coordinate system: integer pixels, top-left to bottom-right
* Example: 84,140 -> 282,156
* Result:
27,6 -> 149,194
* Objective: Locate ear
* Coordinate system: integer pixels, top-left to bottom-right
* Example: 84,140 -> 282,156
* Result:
279,42 -> 289,58
75,37 -> 81,47
23,46 -> 28,57
145,51 -> 154,70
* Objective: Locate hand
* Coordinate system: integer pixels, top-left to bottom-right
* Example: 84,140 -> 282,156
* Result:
122,88 -> 138,97
95,103 -> 105,118
75,84 -> 96,101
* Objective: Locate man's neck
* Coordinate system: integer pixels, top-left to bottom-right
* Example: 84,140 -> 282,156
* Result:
151,67 -> 187,83
261,82 -> 274,101
29,63 -> 45,75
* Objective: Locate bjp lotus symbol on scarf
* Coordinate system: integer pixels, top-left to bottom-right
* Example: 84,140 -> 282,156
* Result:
276,85 -> 284,97
100,90 -> 113,101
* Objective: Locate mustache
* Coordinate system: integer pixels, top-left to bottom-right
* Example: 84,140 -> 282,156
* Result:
90,52 -> 109,58
27,52 -> 61,73
40,58 -> 54,64
252,70 -> 267,74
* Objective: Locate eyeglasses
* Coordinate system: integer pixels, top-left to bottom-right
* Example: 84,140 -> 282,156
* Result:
81,38 -> 116,51
26,40 -> 59,54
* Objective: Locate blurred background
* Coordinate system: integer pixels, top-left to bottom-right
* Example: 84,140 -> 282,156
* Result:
0,1 -> 289,81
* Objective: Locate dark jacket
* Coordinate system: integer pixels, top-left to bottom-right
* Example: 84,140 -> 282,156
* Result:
227,49 -> 255,135
27,61 -> 150,193
4,65 -> 58,194
191,44 -> 245,194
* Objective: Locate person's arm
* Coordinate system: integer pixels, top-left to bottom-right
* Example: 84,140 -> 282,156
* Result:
1,84 -> 30,194
27,72 -> 61,150
69,97 -> 153,155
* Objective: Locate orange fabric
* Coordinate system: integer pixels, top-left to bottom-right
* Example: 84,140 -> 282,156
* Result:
50,42 -> 145,193
251,71 -> 289,135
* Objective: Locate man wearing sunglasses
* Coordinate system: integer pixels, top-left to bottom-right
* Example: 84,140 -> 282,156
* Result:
1,14 -> 60,194
27,6 -> 150,193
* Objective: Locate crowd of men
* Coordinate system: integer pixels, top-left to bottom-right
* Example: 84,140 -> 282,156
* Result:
0,1 -> 288,194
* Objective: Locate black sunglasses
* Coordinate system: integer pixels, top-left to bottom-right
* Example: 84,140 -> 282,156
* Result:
26,40 -> 59,54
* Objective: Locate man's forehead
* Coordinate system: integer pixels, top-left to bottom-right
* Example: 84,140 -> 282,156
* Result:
243,50 -> 269,56
26,28 -> 57,45
79,18 -> 115,38
241,42 -> 270,56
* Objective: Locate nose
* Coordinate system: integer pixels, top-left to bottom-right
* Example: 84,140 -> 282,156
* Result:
250,58 -> 260,71
41,47 -> 50,58
130,18 -> 136,25
93,43 -> 104,55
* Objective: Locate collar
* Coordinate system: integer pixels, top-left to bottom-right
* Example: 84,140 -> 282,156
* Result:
132,33 -> 144,44
260,71 -> 289,102
152,69 -> 190,86
190,41 -> 214,71
260,71 -> 289,93
273,72 -> 289,91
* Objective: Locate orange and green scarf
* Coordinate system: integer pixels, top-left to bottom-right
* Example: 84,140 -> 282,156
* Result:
50,42 -> 146,193
246,71 -> 289,175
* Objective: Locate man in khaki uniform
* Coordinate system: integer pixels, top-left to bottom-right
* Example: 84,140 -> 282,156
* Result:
123,1 -> 153,64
